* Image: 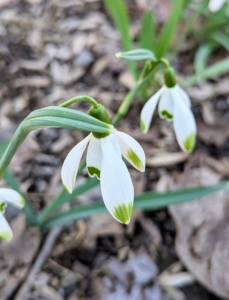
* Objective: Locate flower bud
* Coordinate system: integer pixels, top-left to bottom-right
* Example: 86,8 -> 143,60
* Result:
164,67 -> 176,88
88,104 -> 110,138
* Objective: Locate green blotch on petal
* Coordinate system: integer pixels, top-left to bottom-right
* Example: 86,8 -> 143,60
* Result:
0,202 -> 6,213
161,110 -> 173,120
126,150 -> 144,171
112,202 -> 133,224
63,184 -> 71,193
140,118 -> 146,132
19,196 -> 25,207
88,166 -> 100,179
0,231 -> 12,241
183,132 -> 196,152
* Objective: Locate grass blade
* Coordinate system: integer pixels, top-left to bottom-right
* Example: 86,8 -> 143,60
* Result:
43,182 -> 229,229
103,0 -> 138,79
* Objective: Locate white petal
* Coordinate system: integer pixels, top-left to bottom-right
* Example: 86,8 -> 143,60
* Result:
100,136 -> 134,224
61,134 -> 91,193
115,131 -> 145,172
110,132 -> 122,157
86,136 -> 102,179
158,87 -> 174,121
173,96 -> 197,153
174,85 -> 191,108
140,86 -> 164,133
0,188 -> 25,208
209,0 -> 225,11
0,213 -> 13,241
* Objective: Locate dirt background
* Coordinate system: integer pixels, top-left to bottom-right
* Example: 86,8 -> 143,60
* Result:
0,0 -> 229,299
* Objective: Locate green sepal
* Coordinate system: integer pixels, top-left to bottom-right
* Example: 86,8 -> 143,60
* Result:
164,67 -> 176,88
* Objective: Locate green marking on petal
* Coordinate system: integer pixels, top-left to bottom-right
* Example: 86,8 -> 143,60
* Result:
19,196 -> 25,207
140,118 -> 146,132
126,150 -> 144,170
63,184 -> 71,193
183,132 -> 196,152
0,231 -> 12,241
161,110 -> 173,120
0,202 -> 7,213
88,166 -> 100,179
112,202 -> 133,224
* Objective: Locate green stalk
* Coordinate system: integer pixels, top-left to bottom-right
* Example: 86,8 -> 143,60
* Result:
60,95 -> 99,108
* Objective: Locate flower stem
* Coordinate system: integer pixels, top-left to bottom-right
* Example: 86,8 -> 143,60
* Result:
59,95 -> 99,109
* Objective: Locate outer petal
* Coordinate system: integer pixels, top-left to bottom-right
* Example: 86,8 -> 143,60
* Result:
174,85 -> 191,108
0,188 -> 25,208
158,88 -> 174,121
100,135 -> 134,224
140,86 -> 164,133
173,96 -> 197,153
86,136 -> 102,179
209,0 -> 225,11
115,131 -> 145,172
0,213 -> 13,241
61,134 -> 91,193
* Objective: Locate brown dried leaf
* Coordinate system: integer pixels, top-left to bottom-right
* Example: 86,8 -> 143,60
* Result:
159,167 -> 229,299
197,120 -> 229,147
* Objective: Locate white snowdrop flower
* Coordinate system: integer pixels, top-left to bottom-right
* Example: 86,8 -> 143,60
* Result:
0,188 -> 25,241
209,0 -> 226,12
140,68 -> 196,153
61,104 -> 145,225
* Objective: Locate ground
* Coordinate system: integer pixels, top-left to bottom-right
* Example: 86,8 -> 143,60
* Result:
0,0 -> 229,299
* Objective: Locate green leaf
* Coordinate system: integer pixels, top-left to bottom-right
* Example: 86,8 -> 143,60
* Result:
0,140 -> 37,225
116,49 -> 157,61
38,177 -> 98,223
211,32 -> 229,51
103,0 -> 138,79
194,44 -> 214,76
182,56 -> 229,87
42,182 -> 229,229
155,0 -> 184,58
0,106 -> 114,179
139,10 -> 155,51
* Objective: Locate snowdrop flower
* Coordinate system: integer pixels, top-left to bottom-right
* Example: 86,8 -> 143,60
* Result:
209,0 -> 226,12
140,67 -> 196,153
0,188 -> 25,241
61,104 -> 145,225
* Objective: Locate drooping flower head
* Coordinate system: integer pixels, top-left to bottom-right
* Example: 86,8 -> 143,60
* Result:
0,188 -> 25,241
140,66 -> 197,153
61,103 -> 145,224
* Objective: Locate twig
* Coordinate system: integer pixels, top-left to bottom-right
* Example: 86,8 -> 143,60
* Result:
15,226 -> 63,300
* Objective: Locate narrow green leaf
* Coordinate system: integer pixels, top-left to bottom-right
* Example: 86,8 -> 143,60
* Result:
139,10 -> 155,51
155,0 -> 184,58
103,0 -> 138,79
0,140 -> 37,225
38,177 -> 98,223
116,49 -> 156,61
25,107 -> 114,133
211,32 -> 229,51
182,56 -> 229,87
42,182 -> 229,229
194,44 -> 213,76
